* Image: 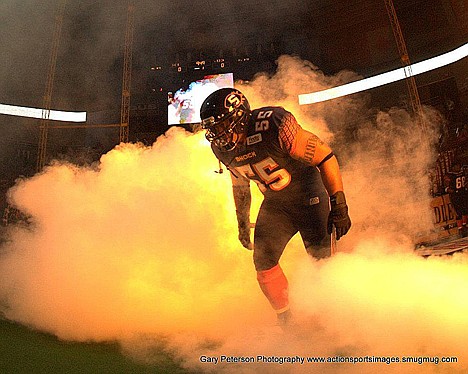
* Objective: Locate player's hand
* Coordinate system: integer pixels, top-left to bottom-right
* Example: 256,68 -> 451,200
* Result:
238,222 -> 253,250
328,191 -> 351,240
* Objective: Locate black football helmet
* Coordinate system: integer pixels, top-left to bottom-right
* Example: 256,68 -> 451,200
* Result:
200,88 -> 251,151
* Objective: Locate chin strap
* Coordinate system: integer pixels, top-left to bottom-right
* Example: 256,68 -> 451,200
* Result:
214,160 -> 224,174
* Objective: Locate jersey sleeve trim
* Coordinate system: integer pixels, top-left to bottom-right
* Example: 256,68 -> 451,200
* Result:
317,152 -> 335,168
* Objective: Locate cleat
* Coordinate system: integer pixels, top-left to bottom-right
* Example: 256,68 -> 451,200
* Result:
276,309 -> 293,330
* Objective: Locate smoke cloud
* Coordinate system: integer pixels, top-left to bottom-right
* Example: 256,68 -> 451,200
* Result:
1,129 -> 266,339
1,54 -> 467,374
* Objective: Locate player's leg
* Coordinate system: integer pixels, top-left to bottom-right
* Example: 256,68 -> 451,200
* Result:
450,193 -> 464,238
253,200 -> 296,321
461,193 -> 468,237
297,193 -> 333,259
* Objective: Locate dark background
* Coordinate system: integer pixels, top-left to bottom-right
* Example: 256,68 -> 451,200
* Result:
0,0 -> 466,188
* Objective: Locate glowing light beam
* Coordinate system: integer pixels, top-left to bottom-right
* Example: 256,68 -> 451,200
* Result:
299,43 -> 468,105
0,103 -> 87,122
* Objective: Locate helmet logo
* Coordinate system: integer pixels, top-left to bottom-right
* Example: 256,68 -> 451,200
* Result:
224,91 -> 244,111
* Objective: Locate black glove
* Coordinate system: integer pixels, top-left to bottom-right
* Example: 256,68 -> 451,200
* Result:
328,191 -> 351,240
238,221 -> 253,250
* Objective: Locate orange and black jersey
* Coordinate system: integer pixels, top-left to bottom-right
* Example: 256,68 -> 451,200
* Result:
212,106 -> 327,201
445,168 -> 467,194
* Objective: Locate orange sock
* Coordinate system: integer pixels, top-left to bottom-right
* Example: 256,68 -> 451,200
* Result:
257,264 -> 289,312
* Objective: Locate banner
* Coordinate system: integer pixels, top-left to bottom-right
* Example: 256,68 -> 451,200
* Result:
431,194 -> 457,231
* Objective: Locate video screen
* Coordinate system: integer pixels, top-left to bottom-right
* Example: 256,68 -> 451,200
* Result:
168,73 -> 234,125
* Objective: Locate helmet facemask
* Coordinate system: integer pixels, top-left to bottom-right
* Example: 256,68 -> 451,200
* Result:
202,109 -> 249,151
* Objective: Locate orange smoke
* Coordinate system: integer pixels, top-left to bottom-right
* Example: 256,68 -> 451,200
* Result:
0,56 -> 466,374
0,128 -> 268,342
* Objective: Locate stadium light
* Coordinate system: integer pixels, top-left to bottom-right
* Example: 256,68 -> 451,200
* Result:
0,103 -> 87,122
299,43 -> 468,105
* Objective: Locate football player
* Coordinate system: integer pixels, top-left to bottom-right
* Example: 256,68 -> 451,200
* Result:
444,163 -> 468,238
200,88 -> 351,326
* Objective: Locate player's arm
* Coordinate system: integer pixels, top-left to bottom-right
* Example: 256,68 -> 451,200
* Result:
230,170 -> 252,250
279,112 -> 351,239
279,112 -> 343,193
291,130 -> 343,194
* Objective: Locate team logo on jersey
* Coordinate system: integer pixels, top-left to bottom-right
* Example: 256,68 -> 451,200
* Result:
224,91 -> 245,110
308,197 -> 320,206
247,133 -> 262,145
